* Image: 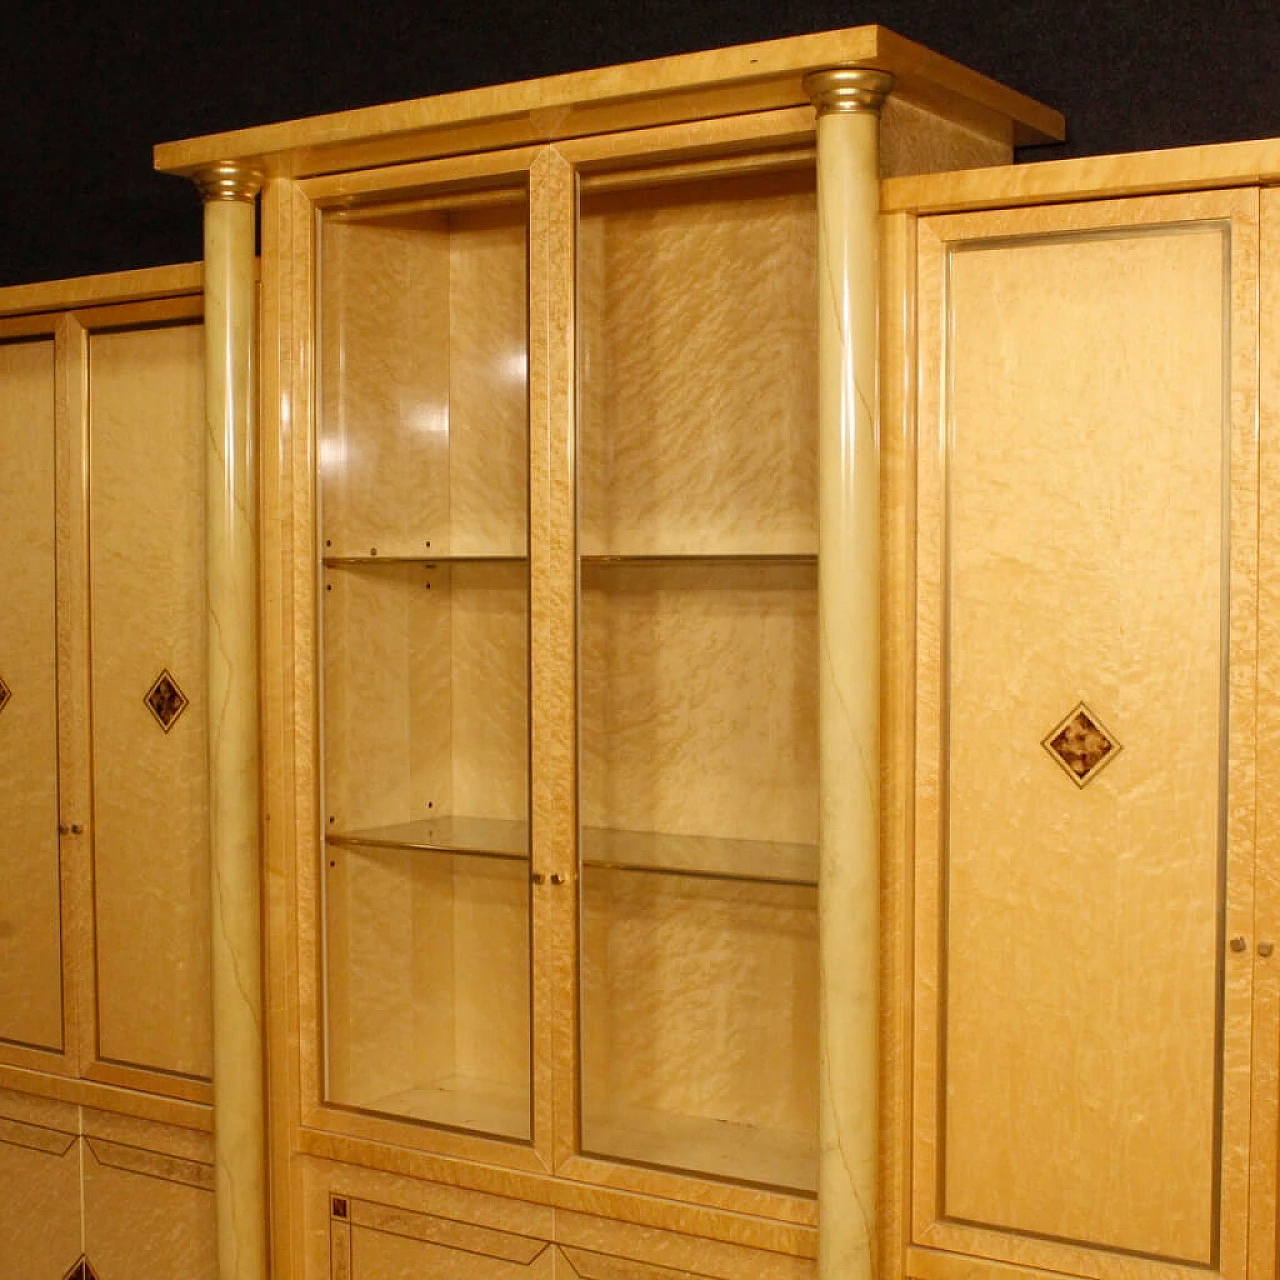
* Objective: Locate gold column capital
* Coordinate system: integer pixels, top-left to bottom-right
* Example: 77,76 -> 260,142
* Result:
192,161 -> 264,203
804,68 -> 894,116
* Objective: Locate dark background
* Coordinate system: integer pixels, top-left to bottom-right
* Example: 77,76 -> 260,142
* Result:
5,0 -> 1279,288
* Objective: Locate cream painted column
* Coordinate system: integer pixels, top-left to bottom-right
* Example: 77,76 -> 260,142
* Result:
192,161 -> 268,1280
803,68 -> 892,1280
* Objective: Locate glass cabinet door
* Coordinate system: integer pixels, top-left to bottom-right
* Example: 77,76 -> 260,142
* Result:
576,161 -> 820,1191
316,184 -> 532,1140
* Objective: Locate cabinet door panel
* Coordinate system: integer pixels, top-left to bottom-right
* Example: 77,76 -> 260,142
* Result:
912,190 -> 1257,1280
87,320 -> 211,1081
0,337 -> 63,1054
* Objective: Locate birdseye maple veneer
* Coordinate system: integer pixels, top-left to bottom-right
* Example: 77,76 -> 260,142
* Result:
0,17 -> 1245,1280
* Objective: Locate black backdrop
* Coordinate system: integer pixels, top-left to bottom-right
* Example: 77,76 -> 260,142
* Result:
4,0 -> 1278,288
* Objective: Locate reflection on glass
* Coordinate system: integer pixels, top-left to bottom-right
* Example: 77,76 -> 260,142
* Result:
317,189 -> 532,1139
576,165 -> 820,1189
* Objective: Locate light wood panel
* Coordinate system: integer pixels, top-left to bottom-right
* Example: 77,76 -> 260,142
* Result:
578,168 -> 817,557
1251,185 -> 1280,1280
87,320 -> 211,1082
154,26 -> 1062,183
82,1110 -> 216,1280
0,1091 -> 80,1280
580,868 -> 818,1191
322,561 -> 528,833
324,846 -> 531,1138
579,562 -> 816,844
319,198 -> 527,558
912,191 -> 1258,1277
0,336 -> 63,1055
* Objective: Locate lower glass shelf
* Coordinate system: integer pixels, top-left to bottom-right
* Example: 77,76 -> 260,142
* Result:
327,815 -> 528,859
347,1073 -> 531,1141
580,1101 -> 817,1193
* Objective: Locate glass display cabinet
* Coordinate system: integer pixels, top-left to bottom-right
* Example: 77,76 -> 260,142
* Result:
155,25 -> 1063,1280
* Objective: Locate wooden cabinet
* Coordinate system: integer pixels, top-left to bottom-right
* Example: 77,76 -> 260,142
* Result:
879,154 -> 1280,1280
0,267 -> 216,1279
152,23 -> 1063,1280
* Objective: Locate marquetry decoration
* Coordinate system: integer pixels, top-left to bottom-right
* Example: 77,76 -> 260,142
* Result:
144,667 -> 189,733
1042,701 -> 1122,787
0,674 -> 10,714
63,1259 -> 101,1280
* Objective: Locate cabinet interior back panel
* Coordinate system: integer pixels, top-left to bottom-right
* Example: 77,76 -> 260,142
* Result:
580,869 -> 818,1191
938,223 -> 1228,1261
579,562 -> 816,844
319,202 -> 528,560
577,168 -> 817,558
322,562 -> 529,831
88,321 -> 211,1081
324,847 -> 531,1136
0,338 -> 62,1053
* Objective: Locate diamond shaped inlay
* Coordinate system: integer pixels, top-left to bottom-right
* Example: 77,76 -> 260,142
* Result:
144,668 -> 188,733
1042,702 -> 1121,787
0,675 -> 10,715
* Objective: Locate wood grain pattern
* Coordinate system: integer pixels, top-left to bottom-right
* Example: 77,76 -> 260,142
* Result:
319,198 -> 527,558
153,26 -> 1062,181
86,321 -> 212,1082
912,190 -> 1258,1277
580,867 -> 817,1191
578,169 -> 816,557
1251,183 -> 1280,1280
0,336 -> 63,1054
0,1114 -> 80,1280
580,562 -> 816,844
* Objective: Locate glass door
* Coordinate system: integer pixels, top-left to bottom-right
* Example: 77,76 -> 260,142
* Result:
575,160 -> 820,1191
316,182 -> 532,1140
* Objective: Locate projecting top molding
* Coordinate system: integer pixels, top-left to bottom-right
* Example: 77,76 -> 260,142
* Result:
153,25 -> 1064,183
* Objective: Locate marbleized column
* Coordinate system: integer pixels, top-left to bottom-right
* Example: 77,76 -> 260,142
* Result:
192,161 -> 269,1280
803,67 -> 892,1280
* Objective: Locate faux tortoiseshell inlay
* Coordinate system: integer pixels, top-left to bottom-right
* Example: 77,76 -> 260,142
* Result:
63,1258 -> 100,1280
332,1195 -> 349,1219
1042,702 -> 1121,787
0,674 -> 10,714
144,668 -> 188,733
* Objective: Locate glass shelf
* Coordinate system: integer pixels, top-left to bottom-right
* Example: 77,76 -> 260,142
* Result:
581,827 -> 817,887
580,552 -> 816,567
327,816 -> 529,860
324,553 -> 528,567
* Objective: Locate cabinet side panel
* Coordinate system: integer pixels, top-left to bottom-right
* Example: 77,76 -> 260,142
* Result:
0,338 -> 63,1053
87,321 -> 211,1081
940,224 -> 1227,1260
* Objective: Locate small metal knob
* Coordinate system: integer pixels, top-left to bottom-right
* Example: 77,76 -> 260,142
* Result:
1260,941 -> 1275,958
1230,936 -> 1248,952
550,873 -> 566,885
531,871 -> 545,885
58,823 -> 85,836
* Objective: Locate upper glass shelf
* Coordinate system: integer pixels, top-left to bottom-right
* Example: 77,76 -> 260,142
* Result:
581,826 -> 817,887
